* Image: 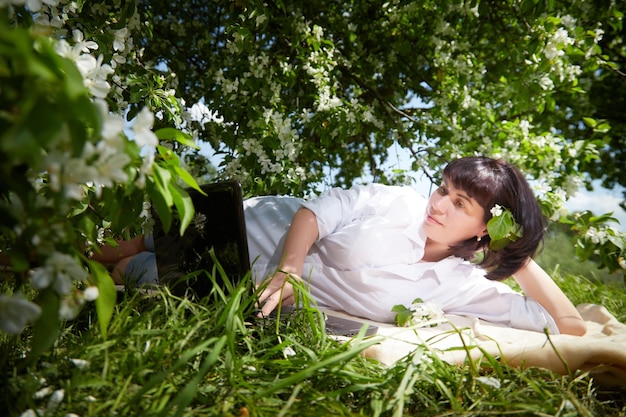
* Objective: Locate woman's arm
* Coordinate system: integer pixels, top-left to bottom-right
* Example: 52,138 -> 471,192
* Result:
512,259 -> 586,336
257,207 -> 319,317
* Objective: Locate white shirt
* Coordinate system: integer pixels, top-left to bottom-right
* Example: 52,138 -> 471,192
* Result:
244,183 -> 558,333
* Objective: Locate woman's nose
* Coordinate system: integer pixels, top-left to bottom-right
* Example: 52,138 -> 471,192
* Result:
432,195 -> 450,212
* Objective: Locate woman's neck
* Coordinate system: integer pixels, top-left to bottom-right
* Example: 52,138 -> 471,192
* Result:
422,239 -> 452,262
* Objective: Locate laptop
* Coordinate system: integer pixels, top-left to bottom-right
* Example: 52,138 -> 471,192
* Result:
151,181 -> 378,336
151,181 -> 250,299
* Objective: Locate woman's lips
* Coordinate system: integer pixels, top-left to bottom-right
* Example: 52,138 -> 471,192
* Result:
426,214 -> 442,226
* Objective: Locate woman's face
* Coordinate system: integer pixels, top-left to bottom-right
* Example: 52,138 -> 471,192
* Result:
422,180 -> 488,246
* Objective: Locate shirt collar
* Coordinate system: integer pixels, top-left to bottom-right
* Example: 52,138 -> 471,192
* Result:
430,256 -> 467,280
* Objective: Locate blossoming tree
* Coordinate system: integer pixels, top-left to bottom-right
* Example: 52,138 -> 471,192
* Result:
141,0 -> 625,271
1,0 -> 625,355
0,0 -> 202,357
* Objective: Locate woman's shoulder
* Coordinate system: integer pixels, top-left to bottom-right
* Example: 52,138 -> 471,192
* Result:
243,194 -> 302,210
357,183 -> 426,203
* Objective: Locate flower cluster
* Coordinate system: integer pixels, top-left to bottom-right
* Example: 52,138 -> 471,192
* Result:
392,298 -> 446,328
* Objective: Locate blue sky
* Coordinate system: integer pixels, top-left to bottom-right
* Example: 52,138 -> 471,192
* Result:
566,181 -> 625,229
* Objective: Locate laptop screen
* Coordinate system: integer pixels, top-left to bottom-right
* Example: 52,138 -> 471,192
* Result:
151,181 -> 250,298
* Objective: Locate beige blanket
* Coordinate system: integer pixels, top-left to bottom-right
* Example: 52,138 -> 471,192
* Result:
326,304 -> 626,387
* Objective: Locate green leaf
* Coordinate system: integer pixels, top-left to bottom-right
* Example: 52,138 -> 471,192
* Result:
170,183 -> 195,235
582,117 -> 597,128
392,304 -> 413,327
489,238 -> 511,251
607,235 -> 625,251
88,260 -> 117,339
151,163 -> 174,207
174,166 -> 204,195
26,288 -> 60,365
487,209 -> 522,250
391,304 -> 409,314
155,127 -> 199,149
149,181 -> 172,233
487,213 -> 513,241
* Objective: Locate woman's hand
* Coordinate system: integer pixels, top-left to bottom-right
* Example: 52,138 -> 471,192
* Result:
256,271 -> 297,317
256,207 -> 319,318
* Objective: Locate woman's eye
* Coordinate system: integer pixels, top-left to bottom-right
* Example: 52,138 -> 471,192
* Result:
456,200 -> 464,208
437,186 -> 447,195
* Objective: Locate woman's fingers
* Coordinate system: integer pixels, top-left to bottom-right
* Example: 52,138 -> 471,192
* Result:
256,274 -> 296,318
257,273 -> 285,304
259,282 -> 294,318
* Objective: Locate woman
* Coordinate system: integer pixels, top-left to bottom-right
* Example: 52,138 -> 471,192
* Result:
246,156 -> 586,336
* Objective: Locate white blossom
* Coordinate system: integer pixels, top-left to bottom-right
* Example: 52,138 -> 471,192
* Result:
70,358 -> 90,370
113,28 -> 128,51
100,113 -> 125,142
283,346 -> 296,357
0,294 -> 42,334
560,15 -> 577,30
189,101 -> 223,124
405,300 -> 446,327
83,286 -> 99,301
54,39 -> 80,61
140,201 -> 152,219
533,182 -> 552,195
255,14 -> 266,27
592,28 -> 604,43
490,204 -> 504,217
585,227 -> 606,245
312,25 -> 323,42
78,54 -> 114,98
31,252 -> 88,295
538,75 -> 554,91
56,35 -> 111,98
59,296 -> 81,320
544,27 -> 575,60
11,0 -> 59,13
35,11 -> 63,28
519,120 -> 531,137
72,30 -> 99,53
19,409 -> 38,417
34,386 -> 53,399
475,376 -> 501,389
132,107 -> 159,148
46,389 -> 64,412
95,150 -> 130,187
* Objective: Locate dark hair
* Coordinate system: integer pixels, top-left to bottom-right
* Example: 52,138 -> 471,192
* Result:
443,156 -> 546,280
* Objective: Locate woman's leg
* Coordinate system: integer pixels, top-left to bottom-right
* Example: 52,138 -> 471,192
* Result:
90,235 -> 147,264
111,251 -> 158,285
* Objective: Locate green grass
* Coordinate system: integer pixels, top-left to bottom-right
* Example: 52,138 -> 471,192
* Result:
1,270 -> 626,416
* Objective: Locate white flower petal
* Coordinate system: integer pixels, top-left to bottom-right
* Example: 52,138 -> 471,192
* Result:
475,376 -> 501,389
31,267 -> 53,289
83,286 -> 99,301
0,294 -> 42,334
70,358 -> 90,370
132,108 -> 158,147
